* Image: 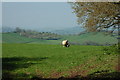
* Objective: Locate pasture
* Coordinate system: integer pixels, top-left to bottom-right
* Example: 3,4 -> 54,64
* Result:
2,32 -> 117,45
2,43 -> 119,79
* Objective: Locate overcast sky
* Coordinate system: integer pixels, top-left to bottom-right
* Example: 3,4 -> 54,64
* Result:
0,2 -> 1,27
2,2 -> 80,31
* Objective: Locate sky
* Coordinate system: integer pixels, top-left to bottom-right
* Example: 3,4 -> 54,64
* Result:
1,0 -> 119,2
2,0 -> 73,2
2,2 -> 80,31
0,2 -> 1,28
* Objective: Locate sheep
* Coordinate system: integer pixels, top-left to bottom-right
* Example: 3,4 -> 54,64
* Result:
62,40 -> 70,47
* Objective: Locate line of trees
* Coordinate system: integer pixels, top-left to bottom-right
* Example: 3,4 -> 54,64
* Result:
14,27 -> 61,40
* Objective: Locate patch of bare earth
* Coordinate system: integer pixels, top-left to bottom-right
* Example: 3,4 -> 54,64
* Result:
49,59 -> 98,78
34,56 -> 118,79
114,57 -> 120,72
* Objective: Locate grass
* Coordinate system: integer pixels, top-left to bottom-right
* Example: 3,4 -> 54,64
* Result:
2,32 -> 118,45
62,32 -> 117,45
2,43 -> 118,79
2,33 -> 61,44
2,33 -> 40,43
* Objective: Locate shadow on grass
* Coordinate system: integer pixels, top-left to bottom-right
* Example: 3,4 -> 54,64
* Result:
2,57 -> 120,80
2,57 -> 48,71
2,57 -> 48,80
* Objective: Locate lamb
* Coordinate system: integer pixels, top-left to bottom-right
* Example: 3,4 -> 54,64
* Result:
62,40 -> 70,47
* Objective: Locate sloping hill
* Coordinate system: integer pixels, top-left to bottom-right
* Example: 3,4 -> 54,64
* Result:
61,32 -> 117,45
2,33 -> 61,44
2,32 -> 117,45
2,33 -> 39,43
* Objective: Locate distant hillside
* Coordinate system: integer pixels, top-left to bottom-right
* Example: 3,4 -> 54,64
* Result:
2,33 -> 38,43
2,33 -> 61,44
2,32 -> 117,45
61,32 -> 117,45
1,26 -> 84,35
52,27 -> 85,35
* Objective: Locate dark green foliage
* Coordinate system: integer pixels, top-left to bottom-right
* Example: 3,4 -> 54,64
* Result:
103,44 -> 119,55
21,31 -> 61,40
13,27 -> 61,40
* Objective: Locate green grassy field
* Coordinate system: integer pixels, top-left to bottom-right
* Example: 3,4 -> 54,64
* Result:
2,32 -> 117,45
62,32 -> 117,45
2,33 -> 39,43
2,33 -> 62,44
2,43 -> 119,79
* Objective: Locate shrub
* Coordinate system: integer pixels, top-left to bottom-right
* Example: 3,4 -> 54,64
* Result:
103,44 -> 119,55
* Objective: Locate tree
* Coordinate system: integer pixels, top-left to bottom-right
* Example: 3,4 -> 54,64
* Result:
15,27 -> 22,33
70,2 -> 120,32
70,2 -> 120,53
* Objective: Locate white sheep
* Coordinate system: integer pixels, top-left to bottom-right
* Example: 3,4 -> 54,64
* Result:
62,40 -> 70,47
